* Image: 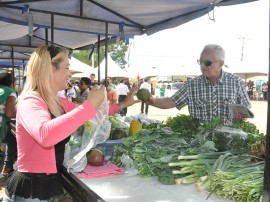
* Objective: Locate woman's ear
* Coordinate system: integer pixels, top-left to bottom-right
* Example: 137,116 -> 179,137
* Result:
52,64 -> 57,71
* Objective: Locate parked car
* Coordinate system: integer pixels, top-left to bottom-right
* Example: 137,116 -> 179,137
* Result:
155,82 -> 184,97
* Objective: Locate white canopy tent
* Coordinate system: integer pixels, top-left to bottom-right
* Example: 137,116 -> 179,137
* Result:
127,59 -> 201,79
72,55 -> 130,80
69,57 -> 93,74
99,55 -> 130,79
71,71 -> 97,80
225,61 -> 268,81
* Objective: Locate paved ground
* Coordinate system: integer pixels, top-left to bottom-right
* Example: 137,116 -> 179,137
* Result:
126,100 -> 268,134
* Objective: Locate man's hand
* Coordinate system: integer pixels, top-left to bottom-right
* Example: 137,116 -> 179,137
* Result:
232,110 -> 245,121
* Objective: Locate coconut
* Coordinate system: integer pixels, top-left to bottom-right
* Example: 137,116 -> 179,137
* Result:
86,148 -> 105,166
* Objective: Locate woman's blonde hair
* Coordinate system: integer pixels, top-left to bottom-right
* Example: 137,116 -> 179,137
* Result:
20,45 -> 69,116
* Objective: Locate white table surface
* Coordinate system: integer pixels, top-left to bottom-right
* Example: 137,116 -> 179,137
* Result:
79,174 -> 233,202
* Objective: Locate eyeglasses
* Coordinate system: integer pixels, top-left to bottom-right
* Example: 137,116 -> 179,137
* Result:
197,59 -> 219,67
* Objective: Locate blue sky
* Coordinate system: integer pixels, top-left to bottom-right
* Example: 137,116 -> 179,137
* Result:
128,0 -> 269,78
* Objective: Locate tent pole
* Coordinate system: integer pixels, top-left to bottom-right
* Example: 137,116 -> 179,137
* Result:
262,4 -> 270,200
22,60 -> 25,78
51,13 -> 54,45
97,35 -> 100,84
11,46 -> 15,90
45,28 -> 48,45
104,22 -> 108,86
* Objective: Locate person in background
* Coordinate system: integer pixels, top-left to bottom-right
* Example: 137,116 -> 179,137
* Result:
107,77 -> 116,90
89,73 -> 97,88
147,44 -> 251,124
109,84 -> 139,115
3,45 -> 139,202
247,80 -> 254,99
75,77 -> 91,104
0,73 -> 17,183
101,79 -> 118,104
116,79 -> 130,116
140,78 -> 151,115
65,81 -> 77,102
57,72 -> 72,100
125,79 -> 131,90
13,77 -> 23,96
262,82 -> 268,100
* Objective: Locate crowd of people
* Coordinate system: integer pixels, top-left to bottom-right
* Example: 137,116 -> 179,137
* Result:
246,80 -> 268,100
64,75 -> 153,116
0,43 -> 260,201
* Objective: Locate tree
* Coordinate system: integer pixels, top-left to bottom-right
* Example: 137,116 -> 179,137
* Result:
73,40 -> 128,69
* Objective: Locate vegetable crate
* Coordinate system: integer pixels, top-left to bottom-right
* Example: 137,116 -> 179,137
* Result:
97,139 -> 122,157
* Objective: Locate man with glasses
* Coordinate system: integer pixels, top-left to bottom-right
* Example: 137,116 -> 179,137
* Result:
148,44 -> 251,124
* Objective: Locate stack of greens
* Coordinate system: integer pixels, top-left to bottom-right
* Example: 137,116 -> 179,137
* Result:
110,114 -> 265,200
111,127 -> 218,184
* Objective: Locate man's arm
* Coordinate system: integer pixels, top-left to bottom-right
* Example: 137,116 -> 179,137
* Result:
148,97 -> 176,109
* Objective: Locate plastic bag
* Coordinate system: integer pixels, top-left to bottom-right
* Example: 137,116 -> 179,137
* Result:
203,126 -> 249,153
120,154 -> 139,176
64,89 -> 111,172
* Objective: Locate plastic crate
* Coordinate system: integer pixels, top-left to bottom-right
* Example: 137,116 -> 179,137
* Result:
97,139 -> 122,157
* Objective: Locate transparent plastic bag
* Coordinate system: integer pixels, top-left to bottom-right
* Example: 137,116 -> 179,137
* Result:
64,89 -> 111,172
120,154 -> 139,176
204,126 -> 249,153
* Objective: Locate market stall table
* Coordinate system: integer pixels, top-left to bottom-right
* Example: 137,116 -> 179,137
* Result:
78,173 -> 233,202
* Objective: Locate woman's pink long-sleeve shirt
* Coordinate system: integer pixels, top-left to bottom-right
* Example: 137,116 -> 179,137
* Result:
16,94 -> 96,174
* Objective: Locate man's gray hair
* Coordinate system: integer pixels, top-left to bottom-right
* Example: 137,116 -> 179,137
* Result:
203,44 -> 225,61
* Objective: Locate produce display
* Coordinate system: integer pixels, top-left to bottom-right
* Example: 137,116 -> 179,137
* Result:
108,115 -> 129,140
86,148 -> 105,166
109,114 -> 265,202
129,119 -> 142,135
136,88 -> 151,101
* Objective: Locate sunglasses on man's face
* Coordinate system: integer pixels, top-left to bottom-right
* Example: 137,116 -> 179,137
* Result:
197,59 -> 219,67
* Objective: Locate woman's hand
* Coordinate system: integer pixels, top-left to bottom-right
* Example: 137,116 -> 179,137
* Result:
87,85 -> 105,109
122,84 -> 141,108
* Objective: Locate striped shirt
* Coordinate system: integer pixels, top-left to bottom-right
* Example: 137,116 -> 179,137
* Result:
171,70 -> 251,124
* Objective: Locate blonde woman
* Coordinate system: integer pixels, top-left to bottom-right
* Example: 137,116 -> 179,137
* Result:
3,45 -> 105,202
3,45 -> 139,202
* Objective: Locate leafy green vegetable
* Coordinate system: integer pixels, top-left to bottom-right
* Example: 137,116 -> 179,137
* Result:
206,153 -> 264,202
164,114 -> 199,139
110,115 -> 265,189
